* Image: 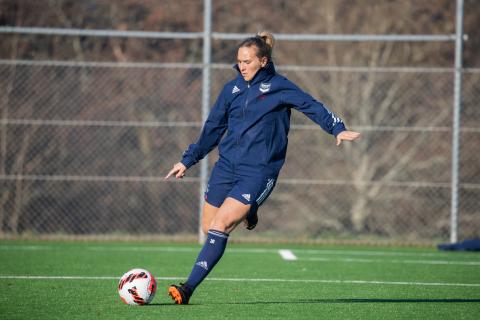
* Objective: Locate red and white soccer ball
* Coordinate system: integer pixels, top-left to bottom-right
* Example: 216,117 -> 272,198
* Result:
118,268 -> 157,305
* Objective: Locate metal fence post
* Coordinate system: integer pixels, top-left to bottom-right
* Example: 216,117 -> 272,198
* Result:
1,2 -> 476,243
199,0 -> 212,244
451,0 -> 464,243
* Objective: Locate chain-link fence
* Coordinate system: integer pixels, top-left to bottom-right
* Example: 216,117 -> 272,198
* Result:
1,0 -> 479,243
1,62 -> 479,243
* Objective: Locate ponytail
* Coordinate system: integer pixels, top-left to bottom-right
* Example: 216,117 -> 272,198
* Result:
238,31 -> 275,62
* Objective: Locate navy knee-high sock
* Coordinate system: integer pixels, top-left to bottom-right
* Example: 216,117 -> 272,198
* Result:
185,229 -> 229,292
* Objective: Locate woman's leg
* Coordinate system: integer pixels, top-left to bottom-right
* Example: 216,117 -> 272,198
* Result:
168,198 -> 250,304
209,197 -> 251,234
201,201 -> 220,235
187,198 -> 250,289
203,197 -> 249,234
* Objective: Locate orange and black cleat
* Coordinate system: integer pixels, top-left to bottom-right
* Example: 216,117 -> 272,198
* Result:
168,283 -> 192,305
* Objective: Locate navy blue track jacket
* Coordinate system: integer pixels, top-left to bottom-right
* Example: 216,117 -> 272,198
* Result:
181,62 -> 346,176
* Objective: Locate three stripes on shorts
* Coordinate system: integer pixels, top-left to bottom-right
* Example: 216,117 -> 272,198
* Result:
256,178 -> 275,206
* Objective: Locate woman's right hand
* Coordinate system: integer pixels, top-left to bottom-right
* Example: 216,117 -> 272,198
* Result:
165,162 -> 187,180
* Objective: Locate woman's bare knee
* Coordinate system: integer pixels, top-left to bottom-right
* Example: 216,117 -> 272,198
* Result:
209,197 -> 250,234
209,218 -> 235,233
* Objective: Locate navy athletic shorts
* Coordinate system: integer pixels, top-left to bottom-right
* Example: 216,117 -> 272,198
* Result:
204,160 -> 277,215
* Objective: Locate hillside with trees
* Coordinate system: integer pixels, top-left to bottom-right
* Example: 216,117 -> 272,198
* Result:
0,0 -> 478,241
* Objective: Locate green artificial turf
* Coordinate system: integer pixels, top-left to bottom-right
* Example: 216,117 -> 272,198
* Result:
0,240 -> 479,319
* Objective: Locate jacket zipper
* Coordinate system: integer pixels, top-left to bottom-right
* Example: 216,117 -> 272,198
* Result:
238,82 -> 250,146
243,82 -> 250,120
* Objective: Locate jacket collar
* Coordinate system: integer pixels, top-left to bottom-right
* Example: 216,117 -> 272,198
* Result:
233,61 -> 276,85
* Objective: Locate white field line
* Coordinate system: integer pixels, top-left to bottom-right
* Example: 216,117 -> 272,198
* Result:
0,245 -> 474,258
88,247 -> 282,254
86,246 -> 480,259
279,249 -> 298,261
302,257 -> 480,266
295,249 -> 460,258
88,247 -> 480,266
85,247 -> 477,258
0,275 -> 479,288
2,245 -> 480,266
0,245 -> 54,250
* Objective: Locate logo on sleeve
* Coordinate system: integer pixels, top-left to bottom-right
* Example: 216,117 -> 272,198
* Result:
259,82 -> 271,93
232,85 -> 240,94
242,194 -> 251,202
326,108 -> 342,125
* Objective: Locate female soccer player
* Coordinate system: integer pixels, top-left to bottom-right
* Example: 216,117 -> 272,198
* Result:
165,32 -> 360,304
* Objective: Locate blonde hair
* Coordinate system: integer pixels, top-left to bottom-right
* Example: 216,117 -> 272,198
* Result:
238,31 -> 275,62
257,31 -> 275,54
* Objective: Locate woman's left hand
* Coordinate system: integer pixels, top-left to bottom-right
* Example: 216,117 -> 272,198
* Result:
336,131 -> 361,146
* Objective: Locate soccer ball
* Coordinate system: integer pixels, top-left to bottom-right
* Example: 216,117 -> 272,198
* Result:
118,268 -> 157,305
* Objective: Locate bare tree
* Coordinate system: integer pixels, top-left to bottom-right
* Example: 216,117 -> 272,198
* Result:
273,1 -> 453,236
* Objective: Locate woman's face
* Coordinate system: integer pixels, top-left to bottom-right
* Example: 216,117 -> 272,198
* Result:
237,46 -> 267,81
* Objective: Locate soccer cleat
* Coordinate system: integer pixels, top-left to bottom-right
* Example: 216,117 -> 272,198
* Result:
244,211 -> 258,230
168,283 -> 192,305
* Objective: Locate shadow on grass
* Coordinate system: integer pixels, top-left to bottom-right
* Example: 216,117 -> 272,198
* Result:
218,298 -> 480,305
147,298 -> 480,306
146,303 -> 187,307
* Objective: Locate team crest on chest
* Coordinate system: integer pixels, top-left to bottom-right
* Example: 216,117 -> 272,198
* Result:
259,82 -> 271,93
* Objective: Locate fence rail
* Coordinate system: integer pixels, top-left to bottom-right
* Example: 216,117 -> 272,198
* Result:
1,0 -> 478,243
0,26 -> 459,42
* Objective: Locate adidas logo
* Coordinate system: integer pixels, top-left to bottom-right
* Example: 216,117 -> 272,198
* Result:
242,194 -> 251,201
232,85 -> 240,94
195,260 -> 208,271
